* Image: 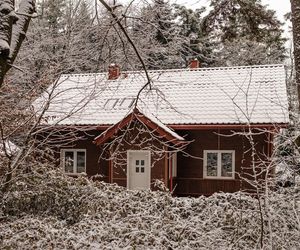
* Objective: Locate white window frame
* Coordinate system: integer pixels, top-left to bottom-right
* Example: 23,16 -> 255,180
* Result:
203,150 -> 235,179
61,149 -> 86,175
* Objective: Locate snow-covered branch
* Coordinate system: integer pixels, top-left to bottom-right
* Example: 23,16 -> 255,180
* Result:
0,0 -> 36,88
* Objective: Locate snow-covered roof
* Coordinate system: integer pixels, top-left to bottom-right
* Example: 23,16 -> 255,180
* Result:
94,108 -> 185,145
35,64 -> 289,126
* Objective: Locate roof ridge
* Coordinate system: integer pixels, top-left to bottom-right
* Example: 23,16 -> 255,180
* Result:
59,64 -> 285,78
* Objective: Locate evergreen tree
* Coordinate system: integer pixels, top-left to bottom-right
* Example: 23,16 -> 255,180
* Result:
40,0 -> 67,33
203,0 -> 286,66
173,5 -> 215,66
132,0 -> 184,69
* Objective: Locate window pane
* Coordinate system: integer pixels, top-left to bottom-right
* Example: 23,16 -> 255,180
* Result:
207,152 -> 218,176
141,160 -> 145,166
221,153 -> 233,177
136,167 -> 139,173
120,98 -> 135,109
136,160 -> 139,166
141,167 -> 145,173
104,99 -> 118,110
77,151 -> 85,173
64,151 -> 74,173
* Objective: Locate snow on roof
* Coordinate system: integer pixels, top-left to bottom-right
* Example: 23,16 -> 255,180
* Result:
139,109 -> 185,141
94,108 -> 185,145
35,64 -> 289,126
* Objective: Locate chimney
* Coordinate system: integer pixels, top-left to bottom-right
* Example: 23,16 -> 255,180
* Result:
108,64 -> 120,80
189,58 -> 200,69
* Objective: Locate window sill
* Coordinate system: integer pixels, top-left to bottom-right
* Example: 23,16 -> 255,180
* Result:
65,173 -> 87,177
203,177 -> 235,180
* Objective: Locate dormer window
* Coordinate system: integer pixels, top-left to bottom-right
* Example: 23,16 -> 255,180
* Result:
104,98 -> 118,110
119,98 -> 135,109
104,98 -> 135,110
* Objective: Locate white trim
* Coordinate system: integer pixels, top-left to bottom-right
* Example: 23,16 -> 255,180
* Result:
60,149 -> 86,175
203,150 -> 235,180
127,150 -> 151,189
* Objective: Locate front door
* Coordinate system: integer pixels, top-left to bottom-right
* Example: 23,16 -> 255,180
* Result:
127,151 -> 151,190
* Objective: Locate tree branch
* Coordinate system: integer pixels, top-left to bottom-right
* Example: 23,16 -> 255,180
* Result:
97,0 -> 152,107
0,0 -> 36,88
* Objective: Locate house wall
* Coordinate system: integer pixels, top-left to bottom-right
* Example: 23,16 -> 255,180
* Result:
101,124 -> 169,189
50,129 -> 109,182
111,148 -> 166,189
53,126 -> 169,189
173,129 -> 270,196
64,133 -> 109,181
53,127 -> 271,196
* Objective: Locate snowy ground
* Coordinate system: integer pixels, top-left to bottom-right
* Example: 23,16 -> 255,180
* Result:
0,171 -> 299,249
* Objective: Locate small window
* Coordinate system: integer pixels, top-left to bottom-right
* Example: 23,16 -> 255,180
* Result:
119,98 -> 135,109
203,150 -> 235,179
61,149 -> 86,175
104,98 -> 118,110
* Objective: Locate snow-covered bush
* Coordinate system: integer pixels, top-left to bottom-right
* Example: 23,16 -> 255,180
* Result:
0,169 -> 299,249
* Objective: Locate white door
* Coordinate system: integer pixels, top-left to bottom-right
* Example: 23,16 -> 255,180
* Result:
127,151 -> 151,190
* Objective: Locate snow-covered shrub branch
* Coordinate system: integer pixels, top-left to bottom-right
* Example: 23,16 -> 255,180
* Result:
0,170 -> 299,249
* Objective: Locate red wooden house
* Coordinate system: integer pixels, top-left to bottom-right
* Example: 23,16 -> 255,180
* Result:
36,62 -> 288,196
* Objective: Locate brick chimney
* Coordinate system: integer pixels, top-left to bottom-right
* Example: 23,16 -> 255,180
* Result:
108,64 -> 120,80
189,59 -> 200,69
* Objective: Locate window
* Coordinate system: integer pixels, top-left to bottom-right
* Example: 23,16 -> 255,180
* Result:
135,159 -> 145,173
119,98 -> 135,109
104,98 -> 135,110
203,150 -> 235,179
104,98 -> 118,110
61,149 -> 86,175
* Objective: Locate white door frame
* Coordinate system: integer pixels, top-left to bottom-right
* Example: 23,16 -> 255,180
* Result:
127,150 -> 151,189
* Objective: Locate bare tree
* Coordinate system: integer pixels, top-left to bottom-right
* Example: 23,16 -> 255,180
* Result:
291,0 -> 300,110
0,0 -> 36,87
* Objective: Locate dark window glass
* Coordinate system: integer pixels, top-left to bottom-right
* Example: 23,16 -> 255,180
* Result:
221,153 -> 233,177
207,152 -> 218,176
136,167 -> 139,173
77,151 -> 85,173
141,167 -> 145,173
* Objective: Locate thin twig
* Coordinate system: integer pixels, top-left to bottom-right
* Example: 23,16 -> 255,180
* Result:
97,0 -> 152,107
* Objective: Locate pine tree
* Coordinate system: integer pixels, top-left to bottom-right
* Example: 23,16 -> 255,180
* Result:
133,0 -> 184,69
173,5 -> 215,66
203,0 -> 286,66
40,0 -> 67,33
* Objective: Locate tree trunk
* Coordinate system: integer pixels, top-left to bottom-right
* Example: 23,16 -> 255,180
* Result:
0,0 -> 15,86
0,0 -> 35,88
291,0 -> 300,111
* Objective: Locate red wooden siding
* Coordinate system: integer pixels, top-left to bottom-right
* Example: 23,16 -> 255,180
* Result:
50,127 -> 271,196
173,129 -> 270,196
